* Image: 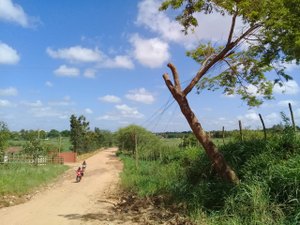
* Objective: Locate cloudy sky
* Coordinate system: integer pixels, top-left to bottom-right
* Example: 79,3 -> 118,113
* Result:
1,0 -> 300,132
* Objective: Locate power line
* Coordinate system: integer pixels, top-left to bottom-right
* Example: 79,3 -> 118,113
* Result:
141,94 -> 176,131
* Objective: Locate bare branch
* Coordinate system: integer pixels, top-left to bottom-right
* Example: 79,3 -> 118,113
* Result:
167,63 -> 182,91
227,9 -> 238,46
162,73 -> 176,95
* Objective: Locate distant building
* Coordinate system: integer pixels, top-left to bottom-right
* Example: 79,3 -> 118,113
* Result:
5,146 -> 22,154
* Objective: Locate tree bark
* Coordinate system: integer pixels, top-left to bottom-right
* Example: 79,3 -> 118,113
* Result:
163,64 -> 239,184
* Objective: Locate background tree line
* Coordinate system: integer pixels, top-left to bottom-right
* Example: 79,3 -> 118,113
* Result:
0,115 -> 114,159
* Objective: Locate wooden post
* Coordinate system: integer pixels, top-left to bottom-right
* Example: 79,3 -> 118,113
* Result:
222,126 -> 225,145
58,136 -> 62,155
239,120 -> 244,142
289,102 -> 296,131
259,113 -> 267,141
135,133 -> 138,169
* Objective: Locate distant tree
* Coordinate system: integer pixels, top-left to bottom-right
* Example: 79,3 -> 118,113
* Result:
180,133 -> 198,148
9,131 -> 20,140
94,128 -> 114,148
160,0 -> 300,183
47,129 -> 60,138
116,125 -> 162,160
38,130 -> 47,139
19,129 -> 38,140
117,125 -> 146,154
23,139 -> 46,165
70,115 -> 90,153
60,130 -> 70,137
0,121 -> 10,154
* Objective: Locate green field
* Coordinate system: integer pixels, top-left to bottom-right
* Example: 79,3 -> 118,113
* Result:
8,137 -> 72,152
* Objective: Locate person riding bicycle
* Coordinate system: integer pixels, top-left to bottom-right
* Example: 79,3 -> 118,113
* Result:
82,160 -> 87,170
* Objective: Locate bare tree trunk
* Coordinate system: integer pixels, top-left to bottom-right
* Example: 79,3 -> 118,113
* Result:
173,92 -> 238,183
163,63 -> 239,184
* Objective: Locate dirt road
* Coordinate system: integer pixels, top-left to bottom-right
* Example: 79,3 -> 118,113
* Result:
0,148 -> 128,225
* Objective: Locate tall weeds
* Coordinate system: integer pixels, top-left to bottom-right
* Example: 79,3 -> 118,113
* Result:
120,123 -> 300,224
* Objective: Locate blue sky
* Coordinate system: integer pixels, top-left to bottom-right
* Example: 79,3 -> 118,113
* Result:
0,0 -> 299,132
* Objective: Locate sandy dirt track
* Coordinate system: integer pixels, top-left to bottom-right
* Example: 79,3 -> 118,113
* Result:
0,148 -> 128,225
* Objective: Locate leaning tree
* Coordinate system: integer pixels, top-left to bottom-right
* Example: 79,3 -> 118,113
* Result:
160,0 -> 300,183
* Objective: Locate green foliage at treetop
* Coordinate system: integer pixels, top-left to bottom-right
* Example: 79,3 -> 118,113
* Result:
160,0 -> 300,106
70,114 -> 90,153
69,114 -> 114,154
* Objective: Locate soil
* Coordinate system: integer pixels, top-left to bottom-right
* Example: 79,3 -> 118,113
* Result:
0,148 -> 195,225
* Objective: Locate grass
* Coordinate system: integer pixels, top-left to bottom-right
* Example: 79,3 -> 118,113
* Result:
120,127 -> 300,224
0,163 -> 69,196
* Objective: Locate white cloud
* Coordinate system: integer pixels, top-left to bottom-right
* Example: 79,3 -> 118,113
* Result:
295,108 -> 300,119
265,112 -> 280,126
29,106 -> 65,118
99,95 -> 121,103
281,60 -> 300,72
21,100 -> 43,107
238,111 -> 260,122
0,99 -> 13,107
0,0 -> 30,27
244,112 -> 260,121
83,68 -> 96,78
136,0 -> 183,42
130,34 -> 170,68
47,46 -> 102,63
236,111 -> 261,128
97,104 -> 144,121
45,81 -> 53,87
125,88 -> 155,104
115,104 -> 144,119
222,93 -> 236,98
0,42 -> 20,64
85,108 -> 93,114
278,100 -> 297,107
246,84 -> 261,97
136,0 -> 242,48
54,65 -> 80,77
96,115 -> 119,121
102,55 -> 134,69
0,87 -> 17,96
48,97 -> 74,106
273,80 -> 299,95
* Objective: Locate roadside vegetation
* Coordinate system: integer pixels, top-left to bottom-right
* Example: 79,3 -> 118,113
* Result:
0,163 -> 68,196
118,117 -> 300,224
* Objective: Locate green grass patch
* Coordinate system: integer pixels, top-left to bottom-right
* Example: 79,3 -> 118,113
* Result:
0,163 -> 69,195
120,127 -> 300,224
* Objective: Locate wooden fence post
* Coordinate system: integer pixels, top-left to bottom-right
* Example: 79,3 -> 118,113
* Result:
289,102 -> 296,131
259,113 -> 267,141
239,120 -> 244,142
222,126 -> 225,145
135,133 -> 138,169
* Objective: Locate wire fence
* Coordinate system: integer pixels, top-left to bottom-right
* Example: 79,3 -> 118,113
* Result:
0,154 -> 64,165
